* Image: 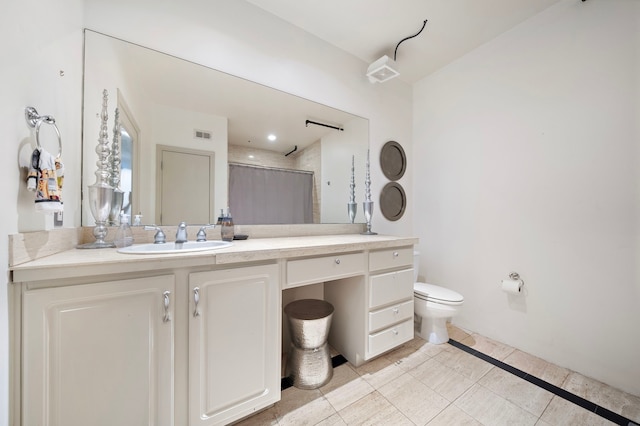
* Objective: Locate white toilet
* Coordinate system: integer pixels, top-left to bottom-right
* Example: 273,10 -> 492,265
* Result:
413,252 -> 464,344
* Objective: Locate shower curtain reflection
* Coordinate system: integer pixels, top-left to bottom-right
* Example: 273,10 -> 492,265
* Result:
229,163 -> 313,225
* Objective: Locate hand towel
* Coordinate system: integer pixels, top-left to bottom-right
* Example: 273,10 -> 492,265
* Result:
26,148 -> 64,213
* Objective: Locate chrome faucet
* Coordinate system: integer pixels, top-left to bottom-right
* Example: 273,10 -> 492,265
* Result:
144,225 -> 166,244
196,224 -> 215,242
175,222 -> 188,244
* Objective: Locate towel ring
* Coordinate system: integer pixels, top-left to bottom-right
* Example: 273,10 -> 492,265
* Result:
25,106 -> 62,158
35,117 -> 62,158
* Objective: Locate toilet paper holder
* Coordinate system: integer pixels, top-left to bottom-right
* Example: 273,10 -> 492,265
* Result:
508,272 -> 521,281
502,272 -> 525,294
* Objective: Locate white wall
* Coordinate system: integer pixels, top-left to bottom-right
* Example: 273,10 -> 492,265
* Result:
0,0 -> 84,424
413,0 -> 640,396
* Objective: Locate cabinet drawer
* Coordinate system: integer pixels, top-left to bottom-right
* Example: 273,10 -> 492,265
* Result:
369,268 -> 414,309
369,300 -> 413,333
286,252 -> 365,288
368,319 -> 413,357
369,247 -> 413,272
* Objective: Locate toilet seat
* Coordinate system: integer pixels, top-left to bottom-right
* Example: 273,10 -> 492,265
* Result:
414,282 -> 464,305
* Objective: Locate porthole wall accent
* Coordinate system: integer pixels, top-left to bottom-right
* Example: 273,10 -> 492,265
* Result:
380,182 -> 406,221
379,140 -> 406,181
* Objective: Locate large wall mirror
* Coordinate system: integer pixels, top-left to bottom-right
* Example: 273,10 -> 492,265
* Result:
82,30 -> 369,227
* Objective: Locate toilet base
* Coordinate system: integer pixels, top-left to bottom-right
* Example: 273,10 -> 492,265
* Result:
415,315 -> 449,344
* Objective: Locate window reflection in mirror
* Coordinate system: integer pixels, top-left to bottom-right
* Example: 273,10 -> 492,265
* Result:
117,95 -> 139,218
120,128 -> 132,217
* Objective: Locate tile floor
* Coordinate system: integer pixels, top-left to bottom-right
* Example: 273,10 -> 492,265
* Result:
235,325 -> 640,425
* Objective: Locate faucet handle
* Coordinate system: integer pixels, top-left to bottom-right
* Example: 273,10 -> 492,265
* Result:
144,225 -> 166,244
196,224 -> 216,242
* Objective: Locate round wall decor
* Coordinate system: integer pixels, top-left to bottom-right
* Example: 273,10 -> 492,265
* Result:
380,140 -> 406,181
380,182 -> 406,221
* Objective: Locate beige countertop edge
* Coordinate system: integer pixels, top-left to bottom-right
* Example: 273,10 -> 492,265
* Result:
214,237 -> 418,264
11,255 -> 219,283
10,235 -> 418,283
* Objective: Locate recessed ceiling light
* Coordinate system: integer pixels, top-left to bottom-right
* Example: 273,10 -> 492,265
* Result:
267,134 -> 277,141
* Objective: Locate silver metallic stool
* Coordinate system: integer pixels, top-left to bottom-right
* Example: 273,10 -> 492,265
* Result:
284,299 -> 334,389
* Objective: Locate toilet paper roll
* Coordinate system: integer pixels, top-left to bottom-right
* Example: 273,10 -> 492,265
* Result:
501,279 -> 523,294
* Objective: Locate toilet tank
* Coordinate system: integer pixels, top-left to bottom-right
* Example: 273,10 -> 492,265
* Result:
413,251 -> 420,282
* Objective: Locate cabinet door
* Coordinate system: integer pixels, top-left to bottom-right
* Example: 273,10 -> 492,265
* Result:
189,264 -> 280,426
22,275 -> 175,426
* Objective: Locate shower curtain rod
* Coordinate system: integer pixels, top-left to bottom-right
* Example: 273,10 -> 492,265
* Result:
229,162 -> 314,175
305,120 -> 344,132
285,145 -> 298,156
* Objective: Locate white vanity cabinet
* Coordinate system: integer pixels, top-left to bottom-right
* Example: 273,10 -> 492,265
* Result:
366,247 -> 414,359
188,264 -> 280,426
21,275 -> 176,426
10,233 -> 418,426
323,246 -> 415,366
286,252 -> 366,288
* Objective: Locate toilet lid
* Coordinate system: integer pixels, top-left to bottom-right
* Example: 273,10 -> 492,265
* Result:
414,282 -> 464,303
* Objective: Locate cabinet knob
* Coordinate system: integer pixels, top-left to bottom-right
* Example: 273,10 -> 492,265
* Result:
163,291 -> 171,323
335,258 -> 341,265
392,328 -> 399,335
193,287 -> 201,318
393,251 -> 399,257
393,307 -> 399,314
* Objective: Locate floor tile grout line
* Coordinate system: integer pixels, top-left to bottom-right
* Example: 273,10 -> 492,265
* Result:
447,339 -> 638,426
390,355 -> 472,426
374,387 -> 421,426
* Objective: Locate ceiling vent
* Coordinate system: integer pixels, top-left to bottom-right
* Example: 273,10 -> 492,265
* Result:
366,19 -> 428,84
194,129 -> 212,140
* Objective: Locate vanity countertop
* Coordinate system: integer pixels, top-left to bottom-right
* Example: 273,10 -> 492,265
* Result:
10,234 -> 418,283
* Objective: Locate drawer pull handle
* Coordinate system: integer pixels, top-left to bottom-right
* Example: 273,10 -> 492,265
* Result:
193,287 -> 200,317
335,258 -> 341,265
393,251 -> 399,257
392,328 -> 399,335
163,291 -> 171,323
393,307 -> 399,314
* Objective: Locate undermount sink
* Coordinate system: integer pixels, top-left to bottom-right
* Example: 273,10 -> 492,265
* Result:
117,240 -> 233,254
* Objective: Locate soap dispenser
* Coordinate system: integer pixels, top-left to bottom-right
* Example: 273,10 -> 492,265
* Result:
221,208 -> 234,242
114,213 -> 134,248
133,212 -> 143,226
216,209 -> 225,226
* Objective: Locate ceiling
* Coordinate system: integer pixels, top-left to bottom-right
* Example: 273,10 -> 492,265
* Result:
246,0 -> 563,84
